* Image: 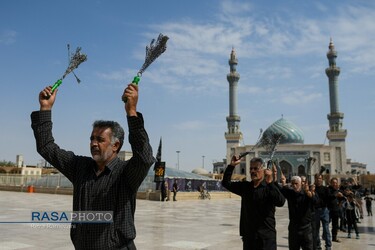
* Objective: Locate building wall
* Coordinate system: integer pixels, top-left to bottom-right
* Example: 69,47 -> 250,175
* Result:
233,143 -> 350,182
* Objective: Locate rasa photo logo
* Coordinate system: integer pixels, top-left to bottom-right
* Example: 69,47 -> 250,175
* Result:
31,211 -> 113,223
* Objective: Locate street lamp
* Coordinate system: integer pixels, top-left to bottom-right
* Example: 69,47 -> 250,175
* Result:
202,155 -> 205,169
176,151 -> 180,170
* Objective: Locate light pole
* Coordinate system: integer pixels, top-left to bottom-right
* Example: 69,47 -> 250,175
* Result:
176,151 -> 180,170
202,155 -> 205,169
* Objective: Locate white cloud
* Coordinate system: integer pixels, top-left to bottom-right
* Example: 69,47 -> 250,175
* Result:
280,90 -> 322,105
0,30 -> 17,45
96,68 -> 133,81
324,5 -> 375,74
220,0 -> 252,16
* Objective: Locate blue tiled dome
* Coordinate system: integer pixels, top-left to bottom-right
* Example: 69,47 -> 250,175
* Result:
263,118 -> 304,144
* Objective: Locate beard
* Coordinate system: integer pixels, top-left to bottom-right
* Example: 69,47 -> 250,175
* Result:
251,174 -> 262,181
91,146 -> 114,164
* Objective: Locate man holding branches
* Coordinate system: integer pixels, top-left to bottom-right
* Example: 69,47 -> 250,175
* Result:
31,83 -> 155,250
222,156 -> 285,250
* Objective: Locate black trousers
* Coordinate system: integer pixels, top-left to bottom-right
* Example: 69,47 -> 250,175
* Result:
120,240 -> 136,250
330,210 -> 339,240
242,235 -> 276,250
289,225 -> 313,250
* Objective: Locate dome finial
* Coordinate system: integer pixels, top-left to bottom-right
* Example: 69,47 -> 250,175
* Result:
230,46 -> 236,60
329,37 -> 335,51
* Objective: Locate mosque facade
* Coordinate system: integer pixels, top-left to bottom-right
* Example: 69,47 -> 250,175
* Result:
223,40 -> 365,183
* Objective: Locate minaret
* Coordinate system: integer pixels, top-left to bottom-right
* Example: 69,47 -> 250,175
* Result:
325,38 -> 347,174
225,48 -> 243,162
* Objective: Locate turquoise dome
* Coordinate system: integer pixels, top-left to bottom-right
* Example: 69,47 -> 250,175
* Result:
262,118 -> 304,144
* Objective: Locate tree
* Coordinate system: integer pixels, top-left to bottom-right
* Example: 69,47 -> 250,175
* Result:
0,160 -> 16,166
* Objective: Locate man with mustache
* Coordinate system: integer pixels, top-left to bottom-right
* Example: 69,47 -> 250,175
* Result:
222,156 -> 285,250
313,173 -> 332,250
279,175 -> 315,250
31,83 -> 155,250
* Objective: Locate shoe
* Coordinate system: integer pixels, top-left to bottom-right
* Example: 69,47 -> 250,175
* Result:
356,234 -> 360,239
333,239 -> 341,243
347,234 -> 351,238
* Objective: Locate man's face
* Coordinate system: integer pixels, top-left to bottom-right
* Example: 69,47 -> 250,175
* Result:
90,127 -> 116,164
330,179 -> 339,190
250,161 -> 264,182
344,188 -> 351,196
291,179 -> 302,192
315,175 -> 323,186
301,177 -> 306,186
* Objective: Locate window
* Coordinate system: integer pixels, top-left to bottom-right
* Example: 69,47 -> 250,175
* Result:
324,152 -> 330,161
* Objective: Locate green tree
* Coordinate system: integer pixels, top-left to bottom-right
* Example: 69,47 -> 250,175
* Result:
0,160 -> 16,166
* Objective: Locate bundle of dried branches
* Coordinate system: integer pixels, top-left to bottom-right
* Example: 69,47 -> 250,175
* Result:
138,33 -> 169,76
62,45 -> 87,82
239,129 -> 263,159
123,33 -> 169,103
258,132 -> 284,169
50,45 -> 87,93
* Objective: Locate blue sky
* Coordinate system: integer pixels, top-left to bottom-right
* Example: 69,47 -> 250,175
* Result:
1,0 -> 374,173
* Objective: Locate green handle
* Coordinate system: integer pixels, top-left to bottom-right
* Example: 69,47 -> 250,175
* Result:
51,79 -> 63,92
132,76 -> 140,85
123,75 -> 140,103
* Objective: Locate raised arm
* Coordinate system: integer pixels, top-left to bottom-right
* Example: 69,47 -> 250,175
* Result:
31,86 -> 77,182
122,83 -> 155,191
221,155 -> 244,196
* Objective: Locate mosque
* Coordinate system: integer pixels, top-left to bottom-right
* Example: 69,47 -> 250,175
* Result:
219,39 -> 367,183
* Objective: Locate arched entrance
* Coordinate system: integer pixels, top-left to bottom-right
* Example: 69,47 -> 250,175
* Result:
298,165 -> 306,177
280,160 -> 293,182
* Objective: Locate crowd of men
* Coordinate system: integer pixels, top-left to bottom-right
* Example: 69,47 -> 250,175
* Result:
223,155 -> 372,250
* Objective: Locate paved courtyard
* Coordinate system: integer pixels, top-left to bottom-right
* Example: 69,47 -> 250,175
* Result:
0,191 -> 374,250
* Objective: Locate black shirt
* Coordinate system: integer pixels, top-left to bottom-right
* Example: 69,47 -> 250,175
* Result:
31,110 -> 155,250
222,165 -> 285,239
280,187 -> 314,230
314,185 -> 330,209
327,186 -> 343,212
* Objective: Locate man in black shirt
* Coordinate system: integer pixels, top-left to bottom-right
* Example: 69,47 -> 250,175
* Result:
327,177 -> 344,243
31,83 -> 155,250
279,175 -> 315,250
172,179 -> 179,201
313,174 -> 332,250
222,156 -> 285,250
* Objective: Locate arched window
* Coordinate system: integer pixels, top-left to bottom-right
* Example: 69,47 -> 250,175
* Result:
298,165 -> 306,176
280,160 -> 293,182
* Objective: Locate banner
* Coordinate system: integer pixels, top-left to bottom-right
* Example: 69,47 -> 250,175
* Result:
154,162 -> 165,182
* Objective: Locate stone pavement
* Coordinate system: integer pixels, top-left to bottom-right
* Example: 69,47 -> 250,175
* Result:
0,191 -> 374,250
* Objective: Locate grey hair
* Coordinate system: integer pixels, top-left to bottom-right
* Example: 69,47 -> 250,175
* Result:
92,120 -> 124,153
250,157 -> 266,169
250,157 -> 264,165
291,176 -> 301,183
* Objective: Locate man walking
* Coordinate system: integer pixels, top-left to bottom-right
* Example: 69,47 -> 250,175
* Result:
222,156 -> 285,250
279,175 -> 315,250
313,174 -> 332,250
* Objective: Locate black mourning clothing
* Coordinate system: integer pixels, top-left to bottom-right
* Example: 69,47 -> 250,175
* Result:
222,165 -> 285,250
31,110 -> 155,250
280,186 -> 315,250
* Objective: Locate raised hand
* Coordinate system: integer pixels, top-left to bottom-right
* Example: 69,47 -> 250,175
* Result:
39,86 -> 57,111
